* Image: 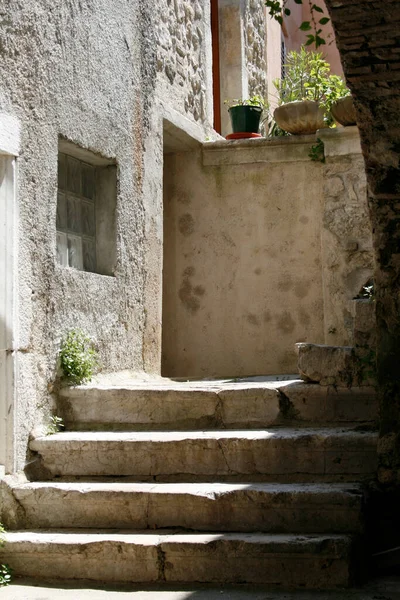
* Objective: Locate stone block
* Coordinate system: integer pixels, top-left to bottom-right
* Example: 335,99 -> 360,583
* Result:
296,343 -> 372,387
277,381 -> 378,425
353,299 -> 376,348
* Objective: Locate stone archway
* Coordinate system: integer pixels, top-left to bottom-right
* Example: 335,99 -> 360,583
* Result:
324,0 -> 400,484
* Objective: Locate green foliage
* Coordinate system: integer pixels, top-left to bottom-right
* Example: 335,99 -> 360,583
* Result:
224,95 -> 268,110
0,524 -> 12,587
319,75 -> 351,114
265,0 -> 330,48
309,138 -> 325,163
47,415 -> 65,435
59,330 -> 98,385
268,118 -> 290,137
273,47 -> 350,124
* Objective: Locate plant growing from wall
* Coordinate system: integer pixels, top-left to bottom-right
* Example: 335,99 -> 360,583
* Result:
47,415 -> 65,435
59,330 -> 98,385
0,524 -> 12,587
309,138 -> 325,162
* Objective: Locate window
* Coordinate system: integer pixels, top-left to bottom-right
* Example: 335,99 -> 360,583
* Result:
56,141 -> 117,276
281,37 -> 287,81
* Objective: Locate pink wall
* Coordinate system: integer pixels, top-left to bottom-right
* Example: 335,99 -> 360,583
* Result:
283,0 -> 344,76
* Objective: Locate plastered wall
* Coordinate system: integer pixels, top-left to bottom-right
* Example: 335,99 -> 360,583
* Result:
0,0 -> 217,472
162,127 -> 373,378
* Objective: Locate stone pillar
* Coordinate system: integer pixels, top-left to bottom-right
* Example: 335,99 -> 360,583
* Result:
218,0 -> 249,136
318,126 -> 374,348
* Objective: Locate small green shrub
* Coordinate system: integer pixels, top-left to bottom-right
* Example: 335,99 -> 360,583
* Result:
309,138 -> 325,163
224,95 -> 268,110
59,330 -> 98,385
47,415 -> 65,435
0,523 -> 12,587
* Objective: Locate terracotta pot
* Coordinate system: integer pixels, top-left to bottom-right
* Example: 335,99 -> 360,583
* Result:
273,100 -> 325,135
331,95 -> 357,126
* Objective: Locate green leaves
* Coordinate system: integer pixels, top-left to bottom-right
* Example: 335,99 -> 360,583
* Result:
0,524 -> 12,587
265,0 -> 330,49
47,415 -> 65,435
274,46 -> 350,123
59,330 -> 98,385
0,564 -> 12,587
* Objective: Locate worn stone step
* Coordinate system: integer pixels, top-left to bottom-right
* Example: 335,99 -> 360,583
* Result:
58,380 -> 378,430
0,530 -> 355,588
58,381 -> 284,430
278,382 -> 378,426
10,481 -> 364,533
30,429 -> 377,482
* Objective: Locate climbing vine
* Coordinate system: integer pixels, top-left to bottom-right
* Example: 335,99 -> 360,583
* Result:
264,0 -> 331,48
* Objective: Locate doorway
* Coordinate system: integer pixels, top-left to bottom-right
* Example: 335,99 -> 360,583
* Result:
0,120 -> 19,474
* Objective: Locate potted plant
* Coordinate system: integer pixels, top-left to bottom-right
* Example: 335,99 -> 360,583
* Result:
273,47 -> 350,135
225,95 -> 268,139
321,76 -> 356,126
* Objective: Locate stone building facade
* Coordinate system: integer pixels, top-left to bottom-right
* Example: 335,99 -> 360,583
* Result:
0,0 -> 374,479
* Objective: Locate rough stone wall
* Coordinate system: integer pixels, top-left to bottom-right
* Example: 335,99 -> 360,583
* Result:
324,0 -> 400,485
244,0 -> 267,98
155,0 -> 212,124
0,0 -> 214,473
0,0 -> 149,471
322,155 -> 373,342
319,131 -> 374,347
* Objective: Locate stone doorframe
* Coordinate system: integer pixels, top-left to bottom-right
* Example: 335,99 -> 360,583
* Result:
0,113 -> 20,475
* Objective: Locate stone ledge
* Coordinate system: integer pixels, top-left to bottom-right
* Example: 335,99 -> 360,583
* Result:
317,126 -> 361,158
202,134 -> 318,166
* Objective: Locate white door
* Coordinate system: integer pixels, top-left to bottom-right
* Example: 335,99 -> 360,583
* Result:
0,155 -> 16,473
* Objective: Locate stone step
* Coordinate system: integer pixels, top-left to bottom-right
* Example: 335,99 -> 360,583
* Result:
10,481 -> 364,533
0,530 -> 355,588
58,380 -> 378,430
30,429 -> 377,482
296,343 -> 376,387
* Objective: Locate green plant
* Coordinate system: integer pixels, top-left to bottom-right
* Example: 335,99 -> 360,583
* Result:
309,138 -> 325,162
59,330 -> 98,385
0,524 -> 12,587
319,75 -> 351,115
268,118 -> 290,137
355,280 -> 375,301
47,415 -> 65,435
224,95 -> 268,110
273,47 -> 350,125
265,0 -> 331,49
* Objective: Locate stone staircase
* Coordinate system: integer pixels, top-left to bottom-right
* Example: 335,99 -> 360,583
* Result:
0,375 -> 378,588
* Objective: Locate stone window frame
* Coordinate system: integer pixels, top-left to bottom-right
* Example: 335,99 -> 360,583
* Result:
57,139 -> 117,277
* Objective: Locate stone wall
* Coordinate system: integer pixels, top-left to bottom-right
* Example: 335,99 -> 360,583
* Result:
162,128 -> 373,379
0,0 -> 216,472
218,0 -> 268,136
325,0 -> 400,487
155,0 -> 212,125
244,0 -> 267,98
319,128 -> 374,347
